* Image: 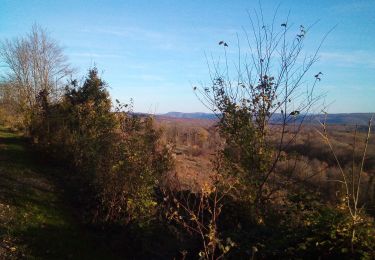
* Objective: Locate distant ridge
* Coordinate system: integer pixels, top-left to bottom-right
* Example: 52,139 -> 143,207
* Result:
311,113 -> 374,126
160,112 -> 374,125
161,112 -> 218,120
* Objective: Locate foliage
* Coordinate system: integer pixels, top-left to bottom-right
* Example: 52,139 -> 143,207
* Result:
30,67 -> 173,227
162,173 -> 237,260
96,113 -> 173,225
281,192 -> 375,259
0,82 -> 23,129
317,115 -> 374,254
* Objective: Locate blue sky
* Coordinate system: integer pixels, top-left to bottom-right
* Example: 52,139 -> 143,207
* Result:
1,0 -> 374,113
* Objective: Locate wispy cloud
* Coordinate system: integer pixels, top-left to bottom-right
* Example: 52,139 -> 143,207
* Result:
331,1 -> 374,13
320,51 -> 375,68
79,26 -> 224,53
89,27 -> 164,41
123,73 -> 165,82
138,74 -> 164,81
80,26 -> 174,50
69,52 -> 125,59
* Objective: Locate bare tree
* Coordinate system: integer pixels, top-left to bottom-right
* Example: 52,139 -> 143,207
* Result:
0,24 -> 72,127
194,7 -> 333,207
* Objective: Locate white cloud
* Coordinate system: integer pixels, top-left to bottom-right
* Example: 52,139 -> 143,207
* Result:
80,26 -> 175,49
95,27 -> 164,41
79,26 -> 224,53
319,51 -> 375,68
332,1 -> 374,13
69,52 -> 124,59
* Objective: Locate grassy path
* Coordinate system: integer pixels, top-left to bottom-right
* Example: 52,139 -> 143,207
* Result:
0,127 -> 114,259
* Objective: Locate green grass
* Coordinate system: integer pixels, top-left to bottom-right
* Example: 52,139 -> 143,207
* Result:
0,126 -> 115,259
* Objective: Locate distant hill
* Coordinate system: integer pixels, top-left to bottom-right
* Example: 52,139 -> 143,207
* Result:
160,112 -> 374,126
311,113 -> 373,126
161,112 -> 218,120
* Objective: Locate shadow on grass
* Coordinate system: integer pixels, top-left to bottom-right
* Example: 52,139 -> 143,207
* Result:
0,128 -> 32,167
15,224 -> 113,260
0,127 -> 118,259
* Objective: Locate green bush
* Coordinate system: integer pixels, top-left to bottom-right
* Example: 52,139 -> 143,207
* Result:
31,67 -> 173,226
